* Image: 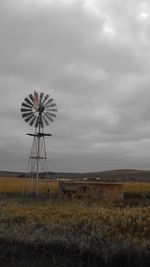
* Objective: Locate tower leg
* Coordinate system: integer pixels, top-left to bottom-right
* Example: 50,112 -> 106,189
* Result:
25,128 -> 50,196
36,133 -> 40,196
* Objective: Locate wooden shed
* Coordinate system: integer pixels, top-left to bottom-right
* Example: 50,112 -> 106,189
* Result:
58,181 -> 123,201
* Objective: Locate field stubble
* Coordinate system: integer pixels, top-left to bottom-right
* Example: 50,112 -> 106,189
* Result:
0,178 -> 150,266
0,177 -> 150,194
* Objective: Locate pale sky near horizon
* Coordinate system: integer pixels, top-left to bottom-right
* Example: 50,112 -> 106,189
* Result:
0,0 -> 150,172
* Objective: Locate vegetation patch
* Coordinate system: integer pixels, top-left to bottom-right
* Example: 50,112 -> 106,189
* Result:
0,179 -> 150,266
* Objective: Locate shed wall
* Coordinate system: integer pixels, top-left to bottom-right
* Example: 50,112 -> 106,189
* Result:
58,182 -> 123,201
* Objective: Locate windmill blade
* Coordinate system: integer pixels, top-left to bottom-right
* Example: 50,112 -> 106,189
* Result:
21,108 -> 32,113
29,115 -> 37,126
21,102 -> 33,109
22,111 -> 33,118
21,92 -> 57,127
24,114 -> 35,123
42,94 -> 49,105
24,97 -> 34,107
42,115 -> 50,126
29,94 -> 34,103
45,103 -> 56,108
44,98 -> 54,108
44,112 -> 54,122
46,108 -> 57,112
39,92 -> 44,104
46,112 -> 56,118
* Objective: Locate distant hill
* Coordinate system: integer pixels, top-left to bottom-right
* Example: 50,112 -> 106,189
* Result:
0,169 -> 150,182
52,169 -> 150,182
0,171 -> 22,177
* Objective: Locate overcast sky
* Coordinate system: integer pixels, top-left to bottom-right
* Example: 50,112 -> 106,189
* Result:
0,0 -> 150,172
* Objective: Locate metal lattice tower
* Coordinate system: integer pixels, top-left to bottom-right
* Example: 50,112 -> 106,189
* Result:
21,91 -> 57,196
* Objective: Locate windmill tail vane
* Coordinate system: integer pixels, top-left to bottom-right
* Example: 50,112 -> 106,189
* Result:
33,90 -> 39,112
21,91 -> 57,196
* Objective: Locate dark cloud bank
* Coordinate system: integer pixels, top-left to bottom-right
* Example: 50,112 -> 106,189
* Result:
0,0 -> 150,172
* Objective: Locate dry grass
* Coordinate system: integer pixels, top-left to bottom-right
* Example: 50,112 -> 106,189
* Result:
0,177 -> 58,194
1,196 -> 150,240
123,182 -> 150,194
1,178 -> 150,266
1,177 -> 150,196
1,199 -> 150,267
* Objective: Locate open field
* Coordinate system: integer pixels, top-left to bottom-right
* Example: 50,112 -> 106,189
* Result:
0,177 -> 150,266
0,196 -> 150,266
0,177 -> 58,194
1,197 -> 150,239
124,182 -> 150,193
0,177 -> 150,195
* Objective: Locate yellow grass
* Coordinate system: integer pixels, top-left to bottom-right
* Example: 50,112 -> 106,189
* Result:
1,198 -> 150,240
123,182 -> 150,194
1,178 -> 150,241
0,178 -> 150,195
0,177 -> 58,193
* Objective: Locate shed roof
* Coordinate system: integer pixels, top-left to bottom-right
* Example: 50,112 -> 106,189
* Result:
60,181 -> 123,185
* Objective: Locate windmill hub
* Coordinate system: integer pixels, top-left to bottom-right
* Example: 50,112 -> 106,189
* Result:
38,104 -> 45,114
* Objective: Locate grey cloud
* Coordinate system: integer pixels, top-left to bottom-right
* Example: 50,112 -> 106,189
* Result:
0,0 -> 150,172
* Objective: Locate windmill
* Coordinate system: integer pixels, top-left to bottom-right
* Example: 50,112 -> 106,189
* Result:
21,91 -> 57,196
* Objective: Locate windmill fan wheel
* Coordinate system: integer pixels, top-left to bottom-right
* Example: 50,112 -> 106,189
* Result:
21,92 -> 57,127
